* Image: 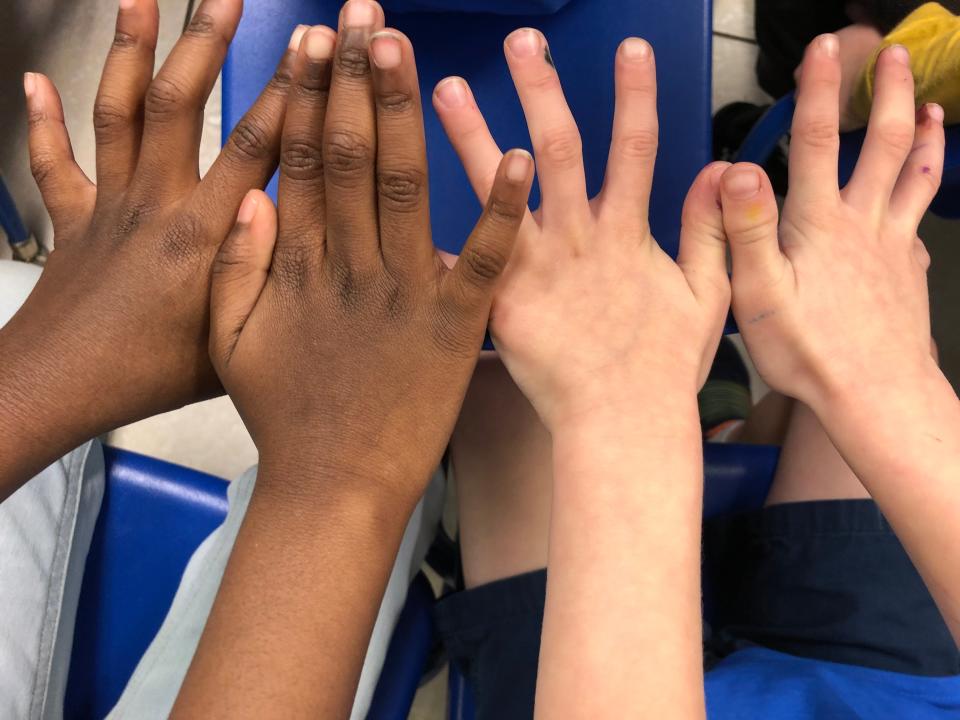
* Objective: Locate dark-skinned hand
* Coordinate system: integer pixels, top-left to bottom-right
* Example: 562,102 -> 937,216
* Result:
0,0 -> 303,491
207,12 -> 534,503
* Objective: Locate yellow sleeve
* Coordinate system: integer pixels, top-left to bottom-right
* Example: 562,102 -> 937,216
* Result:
852,3 -> 960,125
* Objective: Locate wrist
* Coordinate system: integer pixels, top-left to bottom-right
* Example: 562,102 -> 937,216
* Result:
0,329 -> 95,495
550,374 -> 701,437
255,443 -> 427,516
811,353 -> 946,424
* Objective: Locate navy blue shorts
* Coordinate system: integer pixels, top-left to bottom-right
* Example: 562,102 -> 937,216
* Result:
434,500 -> 959,720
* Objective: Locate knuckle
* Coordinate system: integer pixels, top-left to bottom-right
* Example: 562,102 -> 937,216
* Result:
270,243 -> 318,293
111,29 -> 138,50
336,45 -> 371,79
145,76 -> 190,123
461,244 -> 507,285
487,196 -> 523,226
326,261 -> 376,310
795,118 -> 838,151
324,129 -> 373,183
211,243 -> 250,278
158,213 -> 204,265
280,139 -> 325,181
377,167 -> 425,212
526,69 -> 562,93
536,127 -> 583,169
93,95 -> 136,137
876,121 -> 916,154
184,11 -> 219,40
296,64 -> 330,96
29,153 -> 57,187
26,108 -> 47,130
227,117 -> 274,162
269,65 -> 295,93
376,89 -> 414,115
615,128 -> 659,161
114,200 -> 151,237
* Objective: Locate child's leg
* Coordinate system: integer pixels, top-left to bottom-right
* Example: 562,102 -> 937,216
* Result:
450,356 -> 552,589
764,400 -> 871,504
436,357 -> 552,720
705,394 -> 959,676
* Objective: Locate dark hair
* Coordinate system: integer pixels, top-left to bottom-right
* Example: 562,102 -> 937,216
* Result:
852,0 -> 960,33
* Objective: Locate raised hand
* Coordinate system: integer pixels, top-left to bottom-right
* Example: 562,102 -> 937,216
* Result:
0,0 -> 300,491
175,8 -> 532,716
433,30 -> 731,428
206,26 -> 532,500
721,37 -> 941,413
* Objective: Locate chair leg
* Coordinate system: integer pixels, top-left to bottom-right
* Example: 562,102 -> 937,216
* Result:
0,174 -> 43,263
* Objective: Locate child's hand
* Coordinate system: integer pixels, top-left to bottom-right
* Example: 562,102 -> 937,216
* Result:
208,25 -> 532,502
433,30 -> 731,428
721,37 -> 942,414
3,0 -> 297,441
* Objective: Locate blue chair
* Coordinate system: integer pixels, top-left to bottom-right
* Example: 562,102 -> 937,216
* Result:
62,443 -> 778,718
736,94 -> 960,218
0,175 -> 42,261
63,447 -> 437,719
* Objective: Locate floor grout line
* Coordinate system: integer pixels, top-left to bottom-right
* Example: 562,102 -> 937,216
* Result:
713,29 -> 757,45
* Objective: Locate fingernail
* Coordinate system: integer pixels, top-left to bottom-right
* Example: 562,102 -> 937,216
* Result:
370,32 -> 402,69
506,28 -> 541,58
709,161 -> 731,190
23,72 -> 36,100
926,103 -> 944,123
886,44 -> 910,65
724,167 -> 761,199
505,150 -> 533,183
289,24 -> 309,50
344,0 -> 376,28
119,0 -> 136,10
435,77 -> 469,109
304,27 -> 335,59
620,37 -> 650,62
818,33 -> 838,58
237,192 -> 259,225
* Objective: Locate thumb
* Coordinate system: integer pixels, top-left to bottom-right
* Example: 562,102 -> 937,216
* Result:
440,149 -> 534,334
677,161 -> 732,308
719,163 -> 784,287
209,190 -> 278,366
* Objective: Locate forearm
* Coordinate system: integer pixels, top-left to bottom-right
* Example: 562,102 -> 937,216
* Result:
172,457 -> 417,719
535,390 -> 706,720
814,360 -> 960,640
